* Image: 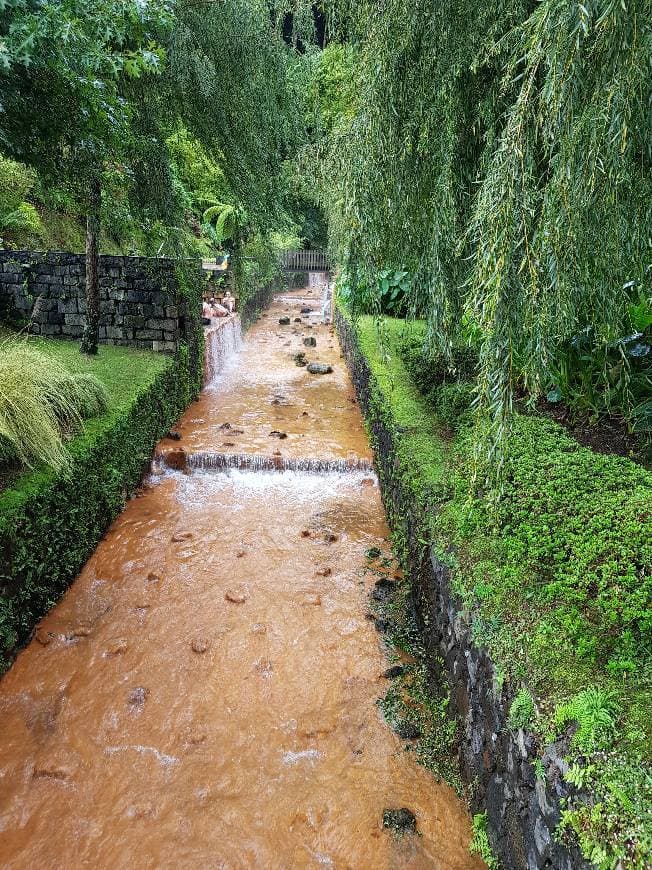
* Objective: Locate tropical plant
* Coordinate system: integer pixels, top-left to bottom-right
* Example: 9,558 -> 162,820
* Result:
554,687 -> 618,754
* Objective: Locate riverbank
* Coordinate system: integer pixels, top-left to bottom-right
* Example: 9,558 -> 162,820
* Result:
336,308 -> 652,869
0,336 -> 202,671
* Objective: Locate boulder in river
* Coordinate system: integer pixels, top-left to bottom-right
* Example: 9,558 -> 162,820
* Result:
307,363 -> 333,375
300,307 -> 312,314
303,336 -> 317,347
395,720 -> 421,740
383,808 -> 417,834
279,316 -> 291,325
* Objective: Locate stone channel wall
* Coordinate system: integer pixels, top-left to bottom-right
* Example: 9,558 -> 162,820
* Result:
0,250 -> 203,353
336,308 -> 588,870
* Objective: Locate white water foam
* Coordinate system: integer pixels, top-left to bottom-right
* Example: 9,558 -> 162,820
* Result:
204,316 -> 243,385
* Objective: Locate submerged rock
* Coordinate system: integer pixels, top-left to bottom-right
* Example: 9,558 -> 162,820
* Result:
225,588 -> 248,604
293,352 -> 308,367
269,430 -> 288,439
279,316 -> 291,325
383,808 -> 417,834
383,665 -> 406,679
303,336 -> 317,347
191,638 -> 210,654
307,363 -> 333,375
106,638 -> 128,656
395,720 -> 421,740
300,307 -> 312,314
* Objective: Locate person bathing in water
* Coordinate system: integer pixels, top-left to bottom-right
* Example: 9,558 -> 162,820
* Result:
210,297 -> 229,317
222,289 -> 235,313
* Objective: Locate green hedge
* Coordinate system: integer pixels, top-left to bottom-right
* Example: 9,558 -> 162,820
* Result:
0,337 -> 202,671
348,313 -> 652,868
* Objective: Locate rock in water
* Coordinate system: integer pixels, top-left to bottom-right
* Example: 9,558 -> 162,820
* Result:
300,307 -> 312,314
395,720 -> 421,740
303,336 -> 317,347
383,808 -> 417,834
279,316 -> 291,325
191,637 -> 210,654
383,665 -> 406,679
307,363 -> 333,375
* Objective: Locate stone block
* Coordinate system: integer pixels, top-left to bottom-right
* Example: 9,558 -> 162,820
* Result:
152,340 -> 177,354
58,297 -> 79,314
40,324 -> 62,335
61,324 -> 83,337
135,328 -> 162,340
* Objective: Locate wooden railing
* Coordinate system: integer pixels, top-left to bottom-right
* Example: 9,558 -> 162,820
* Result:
280,249 -> 331,272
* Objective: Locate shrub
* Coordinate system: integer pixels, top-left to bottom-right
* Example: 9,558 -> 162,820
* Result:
432,382 -> 475,431
0,340 -> 109,471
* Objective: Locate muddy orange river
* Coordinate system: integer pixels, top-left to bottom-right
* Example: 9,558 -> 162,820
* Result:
0,284 -> 483,868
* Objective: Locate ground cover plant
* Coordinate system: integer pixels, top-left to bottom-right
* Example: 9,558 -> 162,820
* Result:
348,311 -> 652,868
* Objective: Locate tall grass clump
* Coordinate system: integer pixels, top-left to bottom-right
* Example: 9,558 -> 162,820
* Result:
0,339 -> 109,471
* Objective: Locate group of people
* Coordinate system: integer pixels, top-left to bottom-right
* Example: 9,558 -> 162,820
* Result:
202,290 -> 235,325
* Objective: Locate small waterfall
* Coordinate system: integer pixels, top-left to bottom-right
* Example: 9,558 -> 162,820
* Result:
173,452 -> 375,474
204,316 -> 243,385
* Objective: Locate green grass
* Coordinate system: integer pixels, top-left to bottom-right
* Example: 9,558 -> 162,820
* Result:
352,314 -> 652,868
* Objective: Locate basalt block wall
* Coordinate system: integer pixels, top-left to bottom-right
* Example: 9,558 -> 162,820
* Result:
0,251 -> 202,353
336,308 -> 588,870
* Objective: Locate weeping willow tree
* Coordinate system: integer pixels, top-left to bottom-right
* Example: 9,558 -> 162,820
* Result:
163,2 -> 310,254
321,0 -> 652,460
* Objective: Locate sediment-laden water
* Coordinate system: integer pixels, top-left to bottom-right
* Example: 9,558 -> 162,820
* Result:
0,284 -> 482,868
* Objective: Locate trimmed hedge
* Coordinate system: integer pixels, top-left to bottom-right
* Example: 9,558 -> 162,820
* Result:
342,311 -> 652,868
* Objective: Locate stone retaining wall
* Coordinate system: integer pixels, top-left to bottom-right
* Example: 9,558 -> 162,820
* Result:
0,251 -> 203,353
336,308 -> 588,870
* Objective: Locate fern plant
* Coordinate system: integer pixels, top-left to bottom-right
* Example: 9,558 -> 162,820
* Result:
554,687 -> 618,754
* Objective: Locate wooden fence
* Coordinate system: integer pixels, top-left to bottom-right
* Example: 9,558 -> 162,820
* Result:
280,249 -> 331,272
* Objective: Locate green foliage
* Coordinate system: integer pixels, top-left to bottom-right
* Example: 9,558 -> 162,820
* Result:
0,156 -> 42,246
470,813 -> 499,869
337,269 -> 414,317
321,0 -> 652,463
345,312 -> 652,866
554,688 -> 618,754
309,42 -> 358,134
508,688 -> 535,731
0,333 -> 202,670
0,339 -> 108,471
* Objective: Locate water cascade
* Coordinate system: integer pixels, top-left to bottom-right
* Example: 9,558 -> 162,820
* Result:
0,278 -> 481,869
203,315 -> 242,384
186,451 -> 375,474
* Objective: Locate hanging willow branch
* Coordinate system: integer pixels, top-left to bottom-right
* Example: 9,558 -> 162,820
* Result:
320,0 -> 652,462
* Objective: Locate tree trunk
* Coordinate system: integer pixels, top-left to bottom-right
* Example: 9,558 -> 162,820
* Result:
80,174 -> 101,355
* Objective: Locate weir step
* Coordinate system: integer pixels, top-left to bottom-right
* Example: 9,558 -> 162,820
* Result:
156,450 -> 375,475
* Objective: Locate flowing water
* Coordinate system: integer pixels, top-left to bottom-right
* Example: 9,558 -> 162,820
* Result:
0,285 -> 483,868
